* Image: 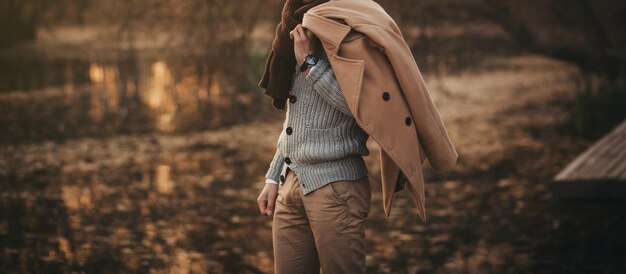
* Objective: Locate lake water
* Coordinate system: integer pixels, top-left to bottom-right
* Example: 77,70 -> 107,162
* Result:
0,52 -> 280,145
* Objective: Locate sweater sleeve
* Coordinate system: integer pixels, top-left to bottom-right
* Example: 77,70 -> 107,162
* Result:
264,146 -> 284,183
305,58 -> 354,117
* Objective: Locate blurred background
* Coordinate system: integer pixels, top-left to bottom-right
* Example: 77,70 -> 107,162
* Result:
1,0 -> 625,273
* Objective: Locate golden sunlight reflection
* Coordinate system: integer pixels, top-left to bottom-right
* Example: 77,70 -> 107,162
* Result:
89,63 -> 105,84
58,237 -> 74,261
105,66 -> 119,109
88,62 -> 120,121
2,56 -> 249,140
156,164 -> 174,194
146,61 -> 173,108
157,113 -> 176,132
172,248 -> 191,273
209,78 -> 221,97
144,61 -> 179,132
62,185 -> 93,210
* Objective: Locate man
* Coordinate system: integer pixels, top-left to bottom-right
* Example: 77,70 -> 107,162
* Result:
256,0 -> 371,273
257,0 -> 459,272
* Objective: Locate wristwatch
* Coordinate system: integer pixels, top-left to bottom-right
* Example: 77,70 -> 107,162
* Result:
299,53 -> 319,72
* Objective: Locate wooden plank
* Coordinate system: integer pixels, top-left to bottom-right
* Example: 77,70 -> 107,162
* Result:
552,119 -> 626,199
606,136 -> 626,179
554,119 -> 626,182
586,134 -> 626,180
554,131 -> 614,180
571,133 -> 622,180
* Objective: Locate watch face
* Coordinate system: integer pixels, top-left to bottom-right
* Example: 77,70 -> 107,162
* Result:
305,55 -> 318,66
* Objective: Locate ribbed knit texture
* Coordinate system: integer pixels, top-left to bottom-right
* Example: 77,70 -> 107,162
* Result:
264,56 -> 370,195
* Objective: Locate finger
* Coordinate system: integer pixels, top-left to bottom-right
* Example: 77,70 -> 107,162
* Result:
293,29 -> 301,41
305,29 -> 313,39
289,30 -> 294,40
296,26 -> 306,40
257,196 -> 267,215
266,192 -> 277,215
294,24 -> 303,36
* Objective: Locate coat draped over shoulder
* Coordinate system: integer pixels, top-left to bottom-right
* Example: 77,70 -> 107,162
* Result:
302,0 -> 458,223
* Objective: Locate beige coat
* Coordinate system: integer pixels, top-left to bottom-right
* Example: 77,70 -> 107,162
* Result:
302,0 -> 458,222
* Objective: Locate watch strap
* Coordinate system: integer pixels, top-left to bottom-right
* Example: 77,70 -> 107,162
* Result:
299,53 -> 318,72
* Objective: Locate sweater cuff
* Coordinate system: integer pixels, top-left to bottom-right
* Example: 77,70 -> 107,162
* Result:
305,58 -> 330,84
264,149 -> 284,183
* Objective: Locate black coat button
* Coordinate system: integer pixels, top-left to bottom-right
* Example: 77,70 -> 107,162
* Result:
285,157 -> 291,164
382,91 -> 390,101
280,175 -> 285,182
405,117 -> 412,126
289,95 -> 297,104
302,183 -> 306,188
286,127 -> 293,135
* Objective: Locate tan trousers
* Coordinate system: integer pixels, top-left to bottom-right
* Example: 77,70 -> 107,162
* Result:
272,167 -> 371,274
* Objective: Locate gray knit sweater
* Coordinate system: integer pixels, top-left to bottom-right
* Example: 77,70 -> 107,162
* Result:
264,56 -> 370,194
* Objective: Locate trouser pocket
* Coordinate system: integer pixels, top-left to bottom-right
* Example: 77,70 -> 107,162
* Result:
327,175 -> 371,219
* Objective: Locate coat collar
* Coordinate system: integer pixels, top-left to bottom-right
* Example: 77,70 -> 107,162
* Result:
301,13 -> 351,55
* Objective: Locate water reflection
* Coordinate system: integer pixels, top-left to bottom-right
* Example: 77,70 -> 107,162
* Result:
0,54 -> 277,144
156,164 -> 174,194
